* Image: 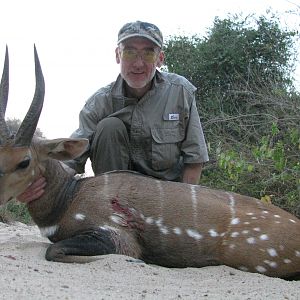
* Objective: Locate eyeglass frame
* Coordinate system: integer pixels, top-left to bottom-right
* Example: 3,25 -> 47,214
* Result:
118,45 -> 161,64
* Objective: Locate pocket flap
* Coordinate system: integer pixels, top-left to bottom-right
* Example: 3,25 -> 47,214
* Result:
151,127 -> 185,144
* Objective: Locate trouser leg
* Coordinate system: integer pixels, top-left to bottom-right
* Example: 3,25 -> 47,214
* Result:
90,117 -> 130,175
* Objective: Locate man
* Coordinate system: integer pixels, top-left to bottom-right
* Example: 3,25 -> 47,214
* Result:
18,21 -> 209,203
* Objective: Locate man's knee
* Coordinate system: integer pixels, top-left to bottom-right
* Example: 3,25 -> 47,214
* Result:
91,117 -> 130,174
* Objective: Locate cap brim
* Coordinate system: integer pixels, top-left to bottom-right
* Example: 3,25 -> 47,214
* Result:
117,34 -> 162,48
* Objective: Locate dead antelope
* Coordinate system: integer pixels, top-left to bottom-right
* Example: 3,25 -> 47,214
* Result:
0,47 -> 299,280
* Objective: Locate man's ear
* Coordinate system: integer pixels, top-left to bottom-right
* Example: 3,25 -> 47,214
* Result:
38,138 -> 89,161
115,47 -> 121,64
156,50 -> 165,68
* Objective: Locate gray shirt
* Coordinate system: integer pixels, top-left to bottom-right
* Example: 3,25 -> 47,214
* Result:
69,70 -> 209,180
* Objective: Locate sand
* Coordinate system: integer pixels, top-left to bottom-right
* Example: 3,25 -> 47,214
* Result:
0,221 -> 299,300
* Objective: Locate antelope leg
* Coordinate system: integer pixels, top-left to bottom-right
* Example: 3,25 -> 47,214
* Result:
45,229 -> 116,263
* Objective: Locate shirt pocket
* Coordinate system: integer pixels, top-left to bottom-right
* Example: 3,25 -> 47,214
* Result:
151,125 -> 185,171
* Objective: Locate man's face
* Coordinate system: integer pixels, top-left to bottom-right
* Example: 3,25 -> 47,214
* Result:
115,37 -> 164,91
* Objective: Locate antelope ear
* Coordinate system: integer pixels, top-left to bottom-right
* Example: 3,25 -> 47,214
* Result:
39,138 -> 89,161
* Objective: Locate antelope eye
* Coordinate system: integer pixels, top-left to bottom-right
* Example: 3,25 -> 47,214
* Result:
16,158 -> 31,170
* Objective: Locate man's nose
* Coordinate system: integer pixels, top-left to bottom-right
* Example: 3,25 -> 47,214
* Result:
132,55 -> 144,67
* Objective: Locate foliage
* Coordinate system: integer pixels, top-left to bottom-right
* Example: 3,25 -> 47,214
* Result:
6,118 -> 45,138
201,122 -> 300,216
164,13 -> 298,100
0,200 -> 32,224
164,12 -> 300,216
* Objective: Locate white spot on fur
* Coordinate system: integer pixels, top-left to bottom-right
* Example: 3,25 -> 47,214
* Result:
264,260 -> 277,268
74,213 -> 86,221
160,227 -> 169,235
27,182 -> 33,187
146,217 -> 154,225
223,193 -> 237,247
39,225 -> 59,237
229,244 -> 236,249
190,185 -> 198,211
224,193 -> 237,232
251,217 -> 258,220
244,222 -> 250,225
102,174 -> 110,199
274,214 -> 281,218
99,226 -> 109,231
186,229 -> 203,240
267,248 -> 278,257
259,234 -> 269,241
275,221 -> 281,224
99,225 -> 119,235
227,193 -> 236,219
31,170 -> 35,176
253,227 -> 261,232
262,210 -> 269,214
238,266 -> 249,272
295,250 -> 300,257
155,218 -> 163,227
155,180 -> 164,198
283,259 -> 292,264
270,262 -> 277,268
246,237 -> 256,244
153,218 -> 169,235
246,212 -> 254,216
208,229 -> 219,237
173,227 -> 182,235
242,230 -> 249,234
231,232 -> 239,237
231,218 -> 240,225
256,266 -> 267,273
279,245 -> 285,251
110,215 -> 124,225
289,219 -> 296,223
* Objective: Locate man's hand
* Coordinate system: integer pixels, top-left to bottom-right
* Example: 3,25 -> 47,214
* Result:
17,176 -> 46,204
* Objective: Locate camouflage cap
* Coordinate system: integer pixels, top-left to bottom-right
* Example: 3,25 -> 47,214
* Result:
117,21 -> 163,48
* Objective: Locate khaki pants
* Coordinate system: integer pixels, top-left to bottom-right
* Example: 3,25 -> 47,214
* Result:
90,117 -> 130,175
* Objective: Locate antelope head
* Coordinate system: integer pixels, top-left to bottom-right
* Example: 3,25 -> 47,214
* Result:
0,46 -> 45,204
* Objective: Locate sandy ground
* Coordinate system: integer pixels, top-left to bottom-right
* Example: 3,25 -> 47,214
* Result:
0,222 -> 299,300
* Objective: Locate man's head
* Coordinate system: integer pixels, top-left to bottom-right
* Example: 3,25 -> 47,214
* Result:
115,21 -> 165,97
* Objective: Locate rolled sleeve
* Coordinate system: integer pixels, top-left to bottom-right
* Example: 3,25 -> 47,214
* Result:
66,96 -> 103,173
181,98 -> 209,164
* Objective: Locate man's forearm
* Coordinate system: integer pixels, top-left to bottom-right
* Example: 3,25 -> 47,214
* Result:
182,163 -> 203,184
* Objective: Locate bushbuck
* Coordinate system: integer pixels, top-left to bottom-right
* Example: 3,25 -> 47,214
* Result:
0,47 -> 299,279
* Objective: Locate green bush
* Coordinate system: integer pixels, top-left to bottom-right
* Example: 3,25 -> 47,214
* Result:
201,123 -> 300,216
164,12 -> 300,216
0,200 -> 32,224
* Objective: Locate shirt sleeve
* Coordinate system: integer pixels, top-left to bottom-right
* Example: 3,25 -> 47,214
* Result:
64,96 -> 100,174
181,95 -> 209,164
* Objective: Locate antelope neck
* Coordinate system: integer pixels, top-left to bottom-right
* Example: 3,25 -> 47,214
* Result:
28,160 -> 80,227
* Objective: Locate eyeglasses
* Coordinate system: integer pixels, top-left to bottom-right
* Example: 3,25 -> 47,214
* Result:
120,48 -> 158,64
